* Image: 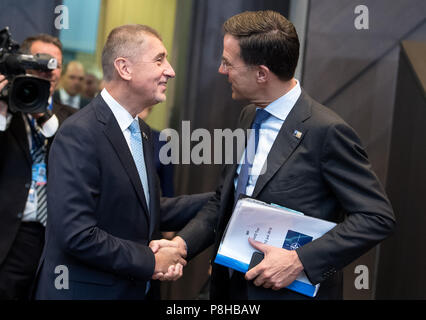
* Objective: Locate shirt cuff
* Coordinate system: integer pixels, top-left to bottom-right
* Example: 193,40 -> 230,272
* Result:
39,114 -> 59,138
0,113 -> 12,131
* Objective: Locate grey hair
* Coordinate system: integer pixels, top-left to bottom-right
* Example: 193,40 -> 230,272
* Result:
101,24 -> 162,81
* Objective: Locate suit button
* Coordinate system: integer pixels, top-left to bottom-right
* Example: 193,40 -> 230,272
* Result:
17,212 -> 23,219
25,183 -> 30,188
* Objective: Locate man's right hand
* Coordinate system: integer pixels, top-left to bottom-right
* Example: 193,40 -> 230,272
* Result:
150,239 -> 187,281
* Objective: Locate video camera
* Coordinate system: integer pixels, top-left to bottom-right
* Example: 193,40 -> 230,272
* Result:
0,27 -> 57,113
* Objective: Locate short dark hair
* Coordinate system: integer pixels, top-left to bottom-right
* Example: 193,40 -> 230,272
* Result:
101,24 -> 162,81
20,34 -> 63,54
223,10 -> 299,81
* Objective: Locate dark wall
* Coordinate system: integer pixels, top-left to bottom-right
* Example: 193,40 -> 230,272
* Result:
302,0 -> 426,299
0,0 -> 62,42
375,41 -> 426,299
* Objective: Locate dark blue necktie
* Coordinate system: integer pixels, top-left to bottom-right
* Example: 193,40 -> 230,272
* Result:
234,109 -> 270,204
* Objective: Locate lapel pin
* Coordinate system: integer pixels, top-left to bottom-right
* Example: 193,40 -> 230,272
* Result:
142,132 -> 148,140
293,130 -> 303,139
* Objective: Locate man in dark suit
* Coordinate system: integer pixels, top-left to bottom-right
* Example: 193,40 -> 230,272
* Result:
53,61 -> 91,109
34,24 -> 211,300
165,11 -> 395,300
0,34 -> 76,300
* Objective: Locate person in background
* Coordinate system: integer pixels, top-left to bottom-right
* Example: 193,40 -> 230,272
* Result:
53,60 -> 90,109
83,73 -> 101,100
0,34 -> 76,300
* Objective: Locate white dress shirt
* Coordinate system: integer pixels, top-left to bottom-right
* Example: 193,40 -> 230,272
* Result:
100,88 -> 139,153
0,112 -> 12,131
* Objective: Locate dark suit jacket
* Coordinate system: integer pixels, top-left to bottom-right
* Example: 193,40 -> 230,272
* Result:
34,95 -> 211,300
152,129 -> 174,197
177,90 -> 395,300
0,102 -> 76,266
53,90 -> 91,109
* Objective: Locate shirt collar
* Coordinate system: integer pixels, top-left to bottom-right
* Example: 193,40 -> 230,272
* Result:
59,88 -> 72,101
59,88 -> 68,100
100,88 -> 136,132
264,79 -> 301,121
60,88 -> 80,105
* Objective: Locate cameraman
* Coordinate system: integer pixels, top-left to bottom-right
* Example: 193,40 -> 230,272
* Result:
0,34 -> 75,300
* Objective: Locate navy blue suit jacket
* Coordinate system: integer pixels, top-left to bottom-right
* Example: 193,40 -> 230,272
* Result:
34,95 -> 211,299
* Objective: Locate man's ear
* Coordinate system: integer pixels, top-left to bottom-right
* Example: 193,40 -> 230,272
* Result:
256,65 -> 270,83
113,57 -> 132,81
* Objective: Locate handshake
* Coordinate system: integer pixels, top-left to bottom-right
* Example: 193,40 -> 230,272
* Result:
149,236 -> 188,282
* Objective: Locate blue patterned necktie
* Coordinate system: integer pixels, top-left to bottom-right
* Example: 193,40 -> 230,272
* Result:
128,119 -> 150,210
234,109 -> 270,204
28,117 -> 48,226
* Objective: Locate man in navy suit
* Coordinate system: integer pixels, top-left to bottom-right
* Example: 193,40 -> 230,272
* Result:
167,11 -> 395,300
34,24 -> 211,300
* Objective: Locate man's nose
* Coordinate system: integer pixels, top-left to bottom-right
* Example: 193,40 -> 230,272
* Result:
218,63 -> 227,75
164,59 -> 176,78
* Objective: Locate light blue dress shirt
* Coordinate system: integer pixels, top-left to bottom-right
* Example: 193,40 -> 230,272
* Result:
234,80 -> 302,196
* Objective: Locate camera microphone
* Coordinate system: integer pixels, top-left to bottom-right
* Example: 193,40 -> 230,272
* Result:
3,53 -> 57,74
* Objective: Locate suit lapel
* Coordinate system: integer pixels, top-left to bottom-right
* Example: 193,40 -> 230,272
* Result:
95,97 -> 150,220
219,106 -> 255,218
252,91 -> 312,198
139,119 -> 158,239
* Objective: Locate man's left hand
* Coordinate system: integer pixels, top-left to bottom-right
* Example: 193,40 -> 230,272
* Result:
245,238 -> 304,290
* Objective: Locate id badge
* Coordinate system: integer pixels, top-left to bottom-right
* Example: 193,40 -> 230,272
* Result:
32,162 -> 47,186
28,181 -> 36,204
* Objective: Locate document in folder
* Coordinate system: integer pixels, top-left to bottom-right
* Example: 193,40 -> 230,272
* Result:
214,198 -> 337,297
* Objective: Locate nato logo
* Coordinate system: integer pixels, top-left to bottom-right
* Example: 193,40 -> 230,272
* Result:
283,230 -> 313,250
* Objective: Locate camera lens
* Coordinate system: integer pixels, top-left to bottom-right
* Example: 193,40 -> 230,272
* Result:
17,81 -> 39,104
9,75 -> 50,113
